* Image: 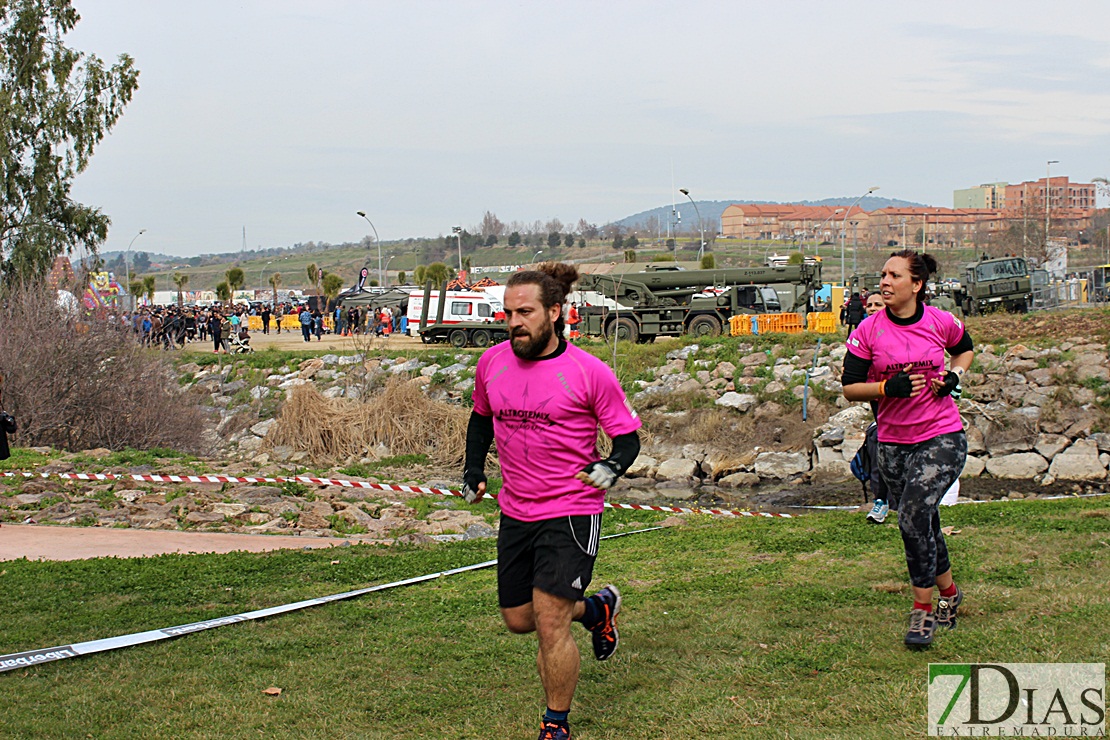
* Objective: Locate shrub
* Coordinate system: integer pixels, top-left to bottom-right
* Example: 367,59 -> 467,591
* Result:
0,284 -> 210,453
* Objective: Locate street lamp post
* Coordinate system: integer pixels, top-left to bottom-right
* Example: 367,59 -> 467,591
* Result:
850,221 -> 860,274
452,226 -> 463,276
815,209 -> 844,255
1093,178 -> 1110,265
840,186 -> 879,285
258,260 -> 274,294
531,249 -> 543,265
356,211 -> 381,287
678,188 -> 706,263
1045,160 -> 1059,257
383,255 -> 395,286
124,229 -> 146,311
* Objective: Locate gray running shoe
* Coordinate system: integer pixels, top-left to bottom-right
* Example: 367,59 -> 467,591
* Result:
935,585 -> 963,630
905,608 -> 937,648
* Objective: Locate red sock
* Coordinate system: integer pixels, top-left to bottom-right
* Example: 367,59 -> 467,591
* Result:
914,601 -> 933,613
939,583 -> 958,598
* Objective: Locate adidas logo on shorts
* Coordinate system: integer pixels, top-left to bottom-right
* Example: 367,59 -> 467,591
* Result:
571,577 -> 582,590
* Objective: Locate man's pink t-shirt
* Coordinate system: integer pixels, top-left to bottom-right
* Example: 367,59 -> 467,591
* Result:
846,305 -> 966,445
472,341 -> 641,522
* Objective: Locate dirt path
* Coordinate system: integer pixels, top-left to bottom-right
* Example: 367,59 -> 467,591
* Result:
177,329 -> 429,354
0,524 -> 358,562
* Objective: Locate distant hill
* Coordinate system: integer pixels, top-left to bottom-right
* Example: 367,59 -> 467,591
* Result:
616,196 -> 929,233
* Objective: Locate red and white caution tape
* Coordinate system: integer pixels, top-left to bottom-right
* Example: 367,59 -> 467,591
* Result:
1,470 -> 792,519
0,526 -> 663,674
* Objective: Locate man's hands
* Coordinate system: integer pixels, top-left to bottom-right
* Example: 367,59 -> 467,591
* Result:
577,461 -> 619,490
462,470 -> 487,504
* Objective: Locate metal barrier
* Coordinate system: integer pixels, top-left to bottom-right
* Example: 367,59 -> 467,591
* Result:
246,315 -> 336,332
1031,278 -> 1089,311
806,312 -> 837,334
756,313 -> 804,334
729,312 -> 835,336
729,315 -> 753,336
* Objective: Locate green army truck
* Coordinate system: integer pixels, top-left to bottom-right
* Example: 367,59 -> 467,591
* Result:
947,256 -> 1032,315
575,263 -> 822,343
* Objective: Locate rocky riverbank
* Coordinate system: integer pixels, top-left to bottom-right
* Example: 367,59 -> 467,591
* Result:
1,327 -> 1107,539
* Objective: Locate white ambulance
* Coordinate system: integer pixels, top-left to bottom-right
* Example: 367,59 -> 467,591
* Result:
406,290 -> 503,336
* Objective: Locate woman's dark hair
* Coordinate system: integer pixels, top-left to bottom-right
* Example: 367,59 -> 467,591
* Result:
506,262 -> 579,334
888,249 -> 938,303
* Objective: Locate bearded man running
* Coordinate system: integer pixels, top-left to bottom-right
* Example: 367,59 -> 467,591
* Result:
463,262 -> 641,740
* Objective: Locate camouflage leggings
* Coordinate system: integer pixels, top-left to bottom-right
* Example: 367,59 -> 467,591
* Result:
877,432 -> 967,589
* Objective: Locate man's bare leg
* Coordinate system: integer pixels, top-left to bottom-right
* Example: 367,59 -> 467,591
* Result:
501,590 -> 586,711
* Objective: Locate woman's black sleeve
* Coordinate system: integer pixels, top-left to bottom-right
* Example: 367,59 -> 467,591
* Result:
947,329 -> 973,355
465,411 -> 495,473
841,350 -> 873,386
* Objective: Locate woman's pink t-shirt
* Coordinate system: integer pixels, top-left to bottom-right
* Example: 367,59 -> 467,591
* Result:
847,305 -> 966,445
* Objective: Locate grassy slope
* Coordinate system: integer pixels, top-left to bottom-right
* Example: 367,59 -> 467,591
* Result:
1,498 -> 1108,739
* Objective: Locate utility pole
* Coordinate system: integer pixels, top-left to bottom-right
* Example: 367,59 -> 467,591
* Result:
1045,160 -> 1058,260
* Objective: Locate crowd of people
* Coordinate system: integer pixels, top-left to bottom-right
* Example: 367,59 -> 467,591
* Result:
103,300 -> 412,352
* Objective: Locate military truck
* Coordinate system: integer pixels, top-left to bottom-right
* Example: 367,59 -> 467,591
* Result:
847,273 -> 881,296
575,263 -> 822,342
945,256 -> 1032,315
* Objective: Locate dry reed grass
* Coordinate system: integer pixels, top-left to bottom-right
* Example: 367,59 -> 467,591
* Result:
265,380 -> 469,465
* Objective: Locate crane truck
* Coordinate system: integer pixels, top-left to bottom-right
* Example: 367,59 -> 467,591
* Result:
575,263 -> 823,343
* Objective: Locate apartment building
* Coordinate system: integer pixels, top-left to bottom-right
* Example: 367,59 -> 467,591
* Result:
953,182 -> 1007,209
1003,177 -> 1097,215
720,204 -> 867,241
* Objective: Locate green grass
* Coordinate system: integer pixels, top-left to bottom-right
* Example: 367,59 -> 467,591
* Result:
339,454 -> 432,479
0,498 -> 1108,738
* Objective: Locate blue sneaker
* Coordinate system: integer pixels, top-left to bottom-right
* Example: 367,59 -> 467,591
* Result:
538,720 -> 571,739
586,584 -> 621,661
866,499 -> 889,524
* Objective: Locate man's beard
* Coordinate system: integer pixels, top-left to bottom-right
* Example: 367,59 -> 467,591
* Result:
510,319 -> 555,360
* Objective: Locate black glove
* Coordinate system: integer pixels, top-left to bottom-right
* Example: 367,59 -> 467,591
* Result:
580,461 -> 618,490
882,370 -> 914,398
934,371 -> 960,398
461,469 -> 486,503
951,381 -> 962,402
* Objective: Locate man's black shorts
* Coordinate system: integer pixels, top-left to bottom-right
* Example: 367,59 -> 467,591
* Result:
497,512 -> 601,608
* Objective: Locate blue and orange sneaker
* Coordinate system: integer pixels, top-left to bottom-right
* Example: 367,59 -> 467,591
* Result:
586,584 -> 621,661
538,719 -> 571,739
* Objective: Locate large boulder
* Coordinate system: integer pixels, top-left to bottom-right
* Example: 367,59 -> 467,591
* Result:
984,453 -> 1048,479
655,458 -> 697,483
625,455 -> 658,479
961,455 -> 986,478
1088,433 -> 1110,454
1047,440 -> 1107,481
715,392 -> 757,412
718,472 -> 760,488
754,451 -> 810,479
1033,434 -> 1070,461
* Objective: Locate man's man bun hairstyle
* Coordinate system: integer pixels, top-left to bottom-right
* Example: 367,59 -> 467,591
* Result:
506,262 -> 580,335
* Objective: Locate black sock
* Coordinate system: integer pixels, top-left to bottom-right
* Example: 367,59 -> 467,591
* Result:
544,708 -> 569,724
576,595 -> 600,628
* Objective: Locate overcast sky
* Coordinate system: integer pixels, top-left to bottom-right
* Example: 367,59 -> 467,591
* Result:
66,0 -> 1110,257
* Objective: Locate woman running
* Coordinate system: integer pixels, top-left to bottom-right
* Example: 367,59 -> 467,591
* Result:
861,291 -> 892,524
841,250 -> 974,648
